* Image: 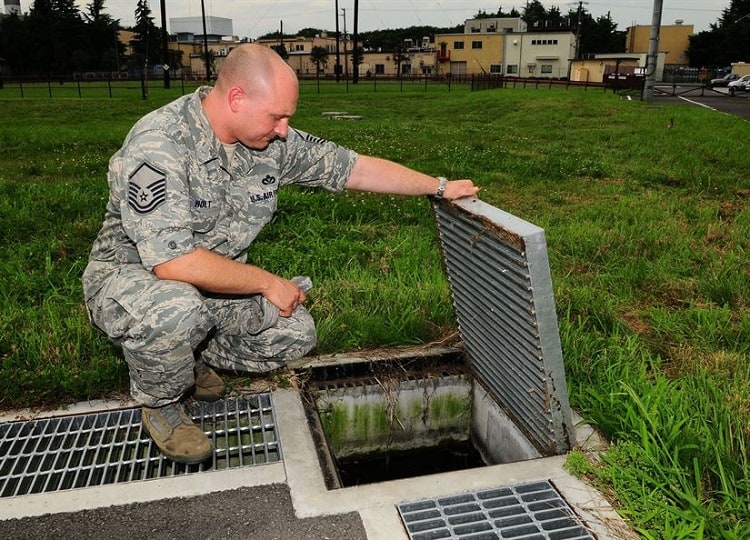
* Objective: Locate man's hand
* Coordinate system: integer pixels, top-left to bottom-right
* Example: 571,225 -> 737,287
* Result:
260,274 -> 307,317
153,247 -> 306,316
443,179 -> 480,201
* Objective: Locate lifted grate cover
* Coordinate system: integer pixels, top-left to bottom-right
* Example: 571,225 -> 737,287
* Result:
398,480 -> 595,540
433,198 -> 573,455
0,394 -> 280,498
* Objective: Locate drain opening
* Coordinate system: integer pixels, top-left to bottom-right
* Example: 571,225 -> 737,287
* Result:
300,352 -> 538,490
337,439 -> 484,487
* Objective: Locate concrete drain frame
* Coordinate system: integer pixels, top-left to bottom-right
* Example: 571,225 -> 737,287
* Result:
280,348 -> 632,540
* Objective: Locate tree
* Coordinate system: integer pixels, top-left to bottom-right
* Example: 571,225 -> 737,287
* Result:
357,25 -> 461,52
297,27 -> 326,38
26,0 -> 86,74
310,46 -> 329,74
271,44 -> 289,59
522,0 -> 547,29
576,11 -> 625,57
473,7 -> 520,19
687,0 -> 750,67
131,0 -> 161,72
351,46 -> 364,75
83,0 -> 122,72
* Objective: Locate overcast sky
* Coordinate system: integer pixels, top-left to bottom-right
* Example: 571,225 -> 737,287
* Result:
70,0 -> 730,39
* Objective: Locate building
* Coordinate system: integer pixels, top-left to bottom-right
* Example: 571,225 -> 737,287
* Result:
359,47 -> 437,77
160,15 -> 577,80
435,18 -> 575,78
570,53 -> 666,83
503,32 -> 576,79
168,16 -> 243,79
464,17 -> 527,34
3,0 -> 20,16
625,22 -> 693,66
254,34 -> 343,77
436,18 -> 575,78
435,32 -> 506,76
171,16 -> 234,42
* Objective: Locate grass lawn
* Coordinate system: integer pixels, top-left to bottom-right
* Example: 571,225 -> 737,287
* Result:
1,81 -> 750,537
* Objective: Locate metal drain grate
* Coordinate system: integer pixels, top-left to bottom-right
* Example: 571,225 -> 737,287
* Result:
0,394 -> 280,498
398,480 -> 595,540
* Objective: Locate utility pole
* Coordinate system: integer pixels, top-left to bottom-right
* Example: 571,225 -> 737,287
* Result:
642,0 -> 663,101
341,8 -> 348,78
200,0 -> 211,81
352,0 -> 359,84
159,0 -> 170,89
571,0 -> 588,60
334,0 -> 341,82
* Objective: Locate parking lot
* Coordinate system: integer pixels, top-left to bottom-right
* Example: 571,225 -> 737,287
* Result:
653,83 -> 750,120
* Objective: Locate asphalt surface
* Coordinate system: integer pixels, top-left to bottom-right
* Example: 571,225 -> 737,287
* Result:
0,484 -> 368,540
652,83 -> 750,120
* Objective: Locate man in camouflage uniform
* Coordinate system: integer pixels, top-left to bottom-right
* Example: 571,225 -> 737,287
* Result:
83,43 -> 478,464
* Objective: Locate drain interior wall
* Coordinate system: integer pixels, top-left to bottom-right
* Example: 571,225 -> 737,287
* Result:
433,198 -> 573,455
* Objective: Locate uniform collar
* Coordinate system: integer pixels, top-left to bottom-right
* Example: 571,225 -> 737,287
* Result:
190,86 -> 222,165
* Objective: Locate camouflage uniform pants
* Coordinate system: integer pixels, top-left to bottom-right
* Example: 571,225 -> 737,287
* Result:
85,265 -> 316,408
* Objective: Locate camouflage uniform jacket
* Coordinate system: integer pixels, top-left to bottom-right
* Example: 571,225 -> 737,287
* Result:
83,86 -> 358,300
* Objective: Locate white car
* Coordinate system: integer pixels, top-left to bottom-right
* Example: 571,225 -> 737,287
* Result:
728,74 -> 750,93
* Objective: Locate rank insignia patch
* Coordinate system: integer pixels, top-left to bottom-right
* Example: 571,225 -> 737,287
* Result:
128,162 -> 167,214
293,128 -> 326,145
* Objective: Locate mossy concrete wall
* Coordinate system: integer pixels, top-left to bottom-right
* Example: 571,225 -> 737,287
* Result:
316,374 -> 471,458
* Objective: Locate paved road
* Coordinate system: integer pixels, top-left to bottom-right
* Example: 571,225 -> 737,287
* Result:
0,484 -> 368,540
652,84 -> 750,120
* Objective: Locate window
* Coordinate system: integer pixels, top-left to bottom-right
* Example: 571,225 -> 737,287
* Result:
541,64 -> 553,74
375,64 -> 385,75
507,64 -> 518,74
454,41 -> 464,49
490,64 -> 503,74
472,41 -> 482,49
294,44 -> 304,51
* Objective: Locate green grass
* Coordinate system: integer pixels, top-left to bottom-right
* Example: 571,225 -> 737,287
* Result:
2,82 -> 750,537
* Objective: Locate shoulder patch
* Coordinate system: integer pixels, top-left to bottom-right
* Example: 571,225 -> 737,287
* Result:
127,162 -> 167,214
293,128 -> 327,145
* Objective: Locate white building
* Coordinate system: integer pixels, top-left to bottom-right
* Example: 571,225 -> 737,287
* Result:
4,0 -> 21,15
170,16 -> 234,42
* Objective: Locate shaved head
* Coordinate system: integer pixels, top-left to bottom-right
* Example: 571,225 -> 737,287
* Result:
215,43 -> 297,96
202,43 -> 299,148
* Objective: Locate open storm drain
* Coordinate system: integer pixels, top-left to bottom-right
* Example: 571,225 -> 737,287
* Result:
0,394 -> 279,498
301,352 -> 486,489
398,480 -> 595,540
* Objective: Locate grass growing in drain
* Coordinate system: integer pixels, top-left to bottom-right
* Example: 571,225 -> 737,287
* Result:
2,85 -> 750,536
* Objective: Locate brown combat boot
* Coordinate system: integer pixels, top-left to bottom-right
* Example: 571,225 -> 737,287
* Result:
194,362 -> 226,402
141,402 -> 213,464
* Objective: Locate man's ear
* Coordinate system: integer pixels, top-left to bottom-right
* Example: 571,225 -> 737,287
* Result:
227,86 -> 245,112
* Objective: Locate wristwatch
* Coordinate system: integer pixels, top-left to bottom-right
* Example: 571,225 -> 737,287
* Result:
434,176 -> 448,199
